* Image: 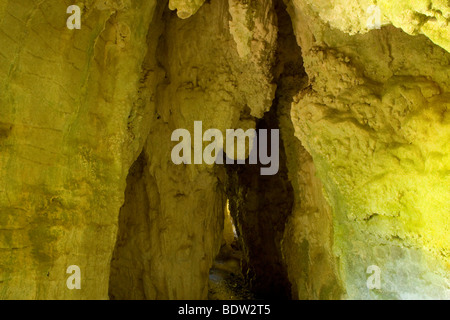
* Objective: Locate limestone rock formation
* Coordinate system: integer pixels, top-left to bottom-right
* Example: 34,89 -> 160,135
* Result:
0,0 -> 448,300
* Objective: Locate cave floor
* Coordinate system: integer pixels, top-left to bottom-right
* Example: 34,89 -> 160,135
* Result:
208,242 -> 255,300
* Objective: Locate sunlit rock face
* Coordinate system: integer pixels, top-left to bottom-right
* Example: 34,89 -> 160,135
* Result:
286,0 -> 450,299
0,0 -> 448,300
0,0 -> 161,299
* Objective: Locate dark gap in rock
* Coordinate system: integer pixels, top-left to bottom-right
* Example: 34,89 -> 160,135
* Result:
208,200 -> 256,300
224,108 -> 294,300
223,0 -> 307,300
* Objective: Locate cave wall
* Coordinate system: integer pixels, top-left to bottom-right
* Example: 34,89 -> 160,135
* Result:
275,1 -> 343,299
288,0 -> 450,53
0,0 -> 280,300
223,0 -> 343,300
0,0 -> 161,299
109,0 -> 278,300
286,0 -> 450,299
0,0 -> 448,300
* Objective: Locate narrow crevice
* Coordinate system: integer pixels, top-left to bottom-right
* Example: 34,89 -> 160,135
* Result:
224,0 -> 307,300
109,151 -> 151,300
108,0 -> 169,300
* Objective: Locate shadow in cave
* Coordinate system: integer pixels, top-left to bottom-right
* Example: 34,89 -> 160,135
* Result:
221,0 -> 307,300
208,203 -> 256,300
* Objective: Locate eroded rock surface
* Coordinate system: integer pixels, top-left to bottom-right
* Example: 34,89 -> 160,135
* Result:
0,0 -> 448,300
109,0 -> 277,299
286,0 -> 450,299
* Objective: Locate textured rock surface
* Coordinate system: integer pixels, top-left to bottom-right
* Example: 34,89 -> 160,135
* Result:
275,1 -> 343,299
377,0 -> 450,53
109,0 -> 277,299
291,0 -> 450,52
286,0 -> 450,299
169,0 -> 206,19
0,0 -> 448,300
0,0 -> 160,299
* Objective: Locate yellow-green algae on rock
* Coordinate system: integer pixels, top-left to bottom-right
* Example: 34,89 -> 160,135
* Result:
0,0 -> 161,299
0,0 -> 449,300
286,0 -> 450,299
292,0 -> 450,53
